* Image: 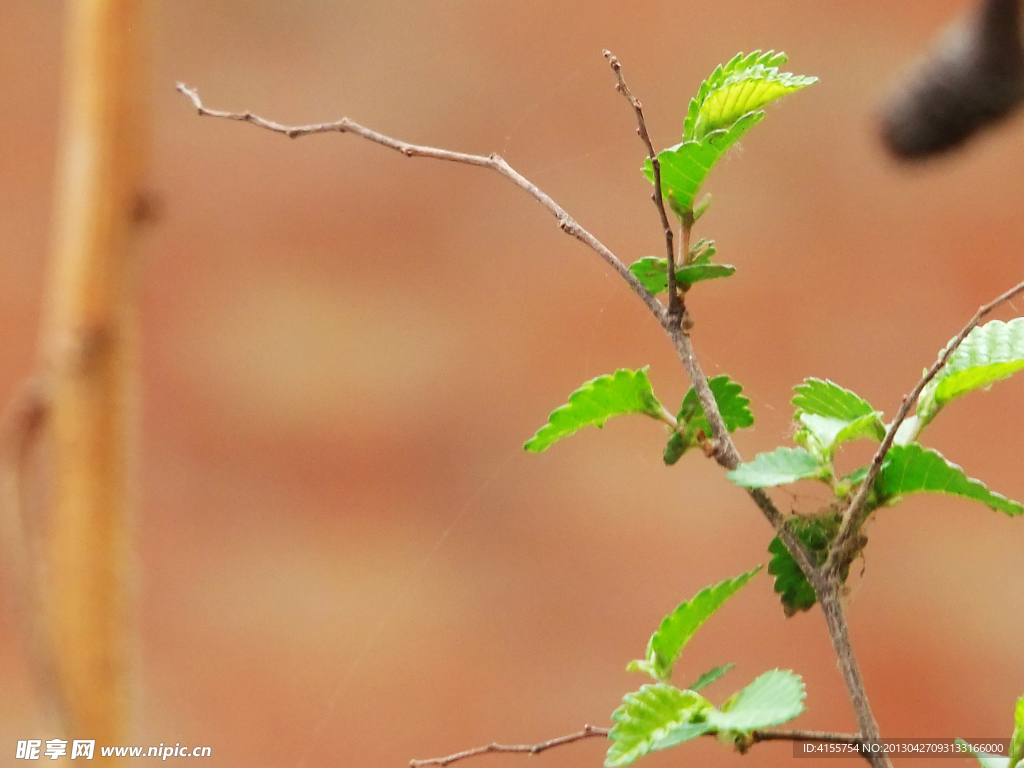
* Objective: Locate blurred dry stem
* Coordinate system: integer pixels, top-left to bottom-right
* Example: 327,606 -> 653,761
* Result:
13,0 -> 149,753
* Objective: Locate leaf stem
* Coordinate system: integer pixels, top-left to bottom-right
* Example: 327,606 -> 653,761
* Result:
658,405 -> 679,430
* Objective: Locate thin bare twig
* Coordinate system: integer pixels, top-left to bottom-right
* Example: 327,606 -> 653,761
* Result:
604,51 -> 682,319
826,277 -> 1024,576
176,83 -> 667,324
409,726 -> 609,767
410,725 -> 867,767
597,58 -> 822,598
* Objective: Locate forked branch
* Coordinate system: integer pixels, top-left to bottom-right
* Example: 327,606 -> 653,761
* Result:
176,67 -> 878,766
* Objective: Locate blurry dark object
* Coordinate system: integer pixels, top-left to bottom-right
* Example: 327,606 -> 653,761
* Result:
880,0 -> 1024,159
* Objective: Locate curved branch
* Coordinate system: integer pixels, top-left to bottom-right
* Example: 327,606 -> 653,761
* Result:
175,83 -> 666,323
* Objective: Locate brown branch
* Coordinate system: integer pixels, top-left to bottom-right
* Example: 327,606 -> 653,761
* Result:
751,729 -> 862,745
410,725 -> 867,768
661,323 -> 819,580
598,52 -> 882,764
817,585 -> 888,767
603,51 -> 682,319
826,277 -> 1024,576
175,83 -> 666,324
175,73 -> 880,761
594,58 -> 817,583
174,83 -> 807,552
172,84 -> 803,533
813,278 -> 1024,768
409,725 -> 610,767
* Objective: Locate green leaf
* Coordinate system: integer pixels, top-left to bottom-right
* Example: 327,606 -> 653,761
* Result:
642,53 -> 814,218
681,376 -> 755,432
957,739 -> 1012,768
727,447 -> 827,488
606,672 -> 805,766
704,670 -> 806,733
662,432 -> 689,466
795,412 -> 885,460
680,263 -> 737,285
605,684 -> 714,767
767,514 -> 852,616
683,51 -> 816,141
918,318 -> 1024,428
841,466 -> 870,487
628,567 -> 761,682
765,518 -> 835,618
835,465 -> 871,499
688,238 -> 717,262
876,444 -> 1023,516
665,375 -> 754,465
525,368 -> 665,453
767,538 -> 816,616
790,379 -> 885,460
892,414 -> 923,447
792,378 -> 878,422
1010,694 -> 1024,768
642,111 -> 764,215
627,256 -> 736,295
629,257 -> 672,295
688,663 -> 735,692
692,192 -> 713,220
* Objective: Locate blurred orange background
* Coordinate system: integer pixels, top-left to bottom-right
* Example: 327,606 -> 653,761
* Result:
2,1 -> 1023,766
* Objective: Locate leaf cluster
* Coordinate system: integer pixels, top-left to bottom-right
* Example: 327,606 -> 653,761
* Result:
730,358 -> 1024,613
608,569 -> 805,767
